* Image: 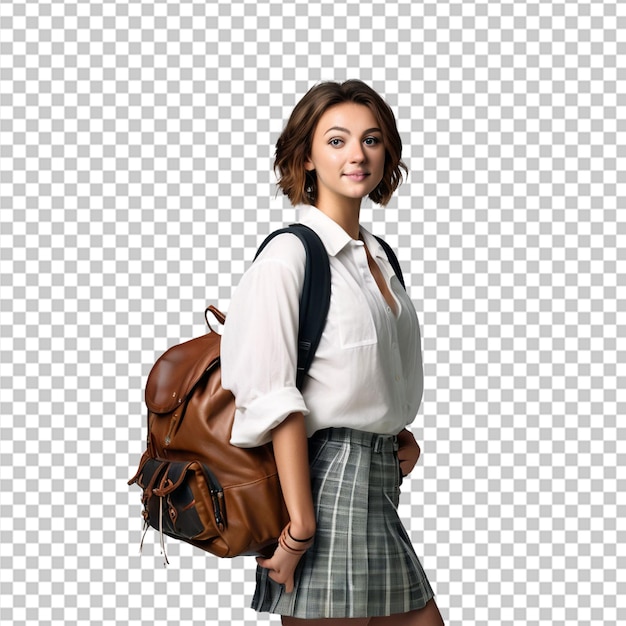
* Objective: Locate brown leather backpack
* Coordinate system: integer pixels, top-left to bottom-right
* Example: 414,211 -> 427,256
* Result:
128,225 -> 331,560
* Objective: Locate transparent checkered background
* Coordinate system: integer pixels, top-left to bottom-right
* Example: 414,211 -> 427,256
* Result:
1,0 -> 624,624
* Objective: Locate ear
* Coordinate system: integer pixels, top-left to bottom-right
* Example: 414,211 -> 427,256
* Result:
304,156 -> 315,171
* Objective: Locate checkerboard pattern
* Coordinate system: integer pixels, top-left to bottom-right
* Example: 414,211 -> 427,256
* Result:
1,1 -> 624,625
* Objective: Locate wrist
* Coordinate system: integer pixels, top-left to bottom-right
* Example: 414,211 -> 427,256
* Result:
287,525 -> 315,544
288,520 -> 316,541
279,523 -> 314,556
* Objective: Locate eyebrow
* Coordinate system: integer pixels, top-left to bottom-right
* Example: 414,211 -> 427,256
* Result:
324,126 -> 382,136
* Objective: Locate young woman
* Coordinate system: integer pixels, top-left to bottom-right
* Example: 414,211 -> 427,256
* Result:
221,80 -> 444,626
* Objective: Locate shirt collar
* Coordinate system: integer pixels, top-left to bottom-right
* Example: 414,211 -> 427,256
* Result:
297,206 -> 390,265
297,205 -> 355,257
298,205 -> 388,261
358,227 -> 389,263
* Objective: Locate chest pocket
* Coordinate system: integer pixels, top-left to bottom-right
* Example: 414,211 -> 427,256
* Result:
331,277 -> 378,349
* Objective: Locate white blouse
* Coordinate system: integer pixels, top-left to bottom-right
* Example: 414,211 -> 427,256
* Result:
220,206 -> 424,448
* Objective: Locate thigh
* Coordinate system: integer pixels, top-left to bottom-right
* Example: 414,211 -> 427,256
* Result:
368,599 -> 444,626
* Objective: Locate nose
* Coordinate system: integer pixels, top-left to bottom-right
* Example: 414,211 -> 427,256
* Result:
349,140 -> 366,163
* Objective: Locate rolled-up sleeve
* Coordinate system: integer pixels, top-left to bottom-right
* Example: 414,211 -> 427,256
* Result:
221,234 -> 309,447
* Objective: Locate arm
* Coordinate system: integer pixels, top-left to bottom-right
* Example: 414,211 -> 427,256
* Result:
256,411 -> 316,592
221,236 -> 309,447
272,412 -> 316,538
397,428 -> 421,476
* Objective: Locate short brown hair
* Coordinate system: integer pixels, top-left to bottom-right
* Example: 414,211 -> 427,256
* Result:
274,80 -> 408,207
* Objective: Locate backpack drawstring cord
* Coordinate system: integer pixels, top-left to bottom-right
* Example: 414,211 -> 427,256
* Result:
159,496 -> 169,566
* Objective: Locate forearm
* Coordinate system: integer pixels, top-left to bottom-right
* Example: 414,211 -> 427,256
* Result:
271,412 -> 316,538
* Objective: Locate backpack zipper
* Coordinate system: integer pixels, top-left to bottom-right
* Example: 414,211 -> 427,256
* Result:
200,463 -> 225,529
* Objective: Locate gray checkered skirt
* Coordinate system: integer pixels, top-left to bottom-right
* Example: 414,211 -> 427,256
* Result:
251,427 -> 435,619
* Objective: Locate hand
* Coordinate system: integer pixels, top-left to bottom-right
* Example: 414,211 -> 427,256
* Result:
256,543 -> 304,593
397,429 -> 421,477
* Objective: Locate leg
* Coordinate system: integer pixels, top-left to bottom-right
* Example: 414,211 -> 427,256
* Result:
368,599 -> 444,626
282,617 -> 370,626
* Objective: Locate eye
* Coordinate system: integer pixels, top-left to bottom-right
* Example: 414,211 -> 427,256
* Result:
329,138 -> 344,147
364,136 -> 381,146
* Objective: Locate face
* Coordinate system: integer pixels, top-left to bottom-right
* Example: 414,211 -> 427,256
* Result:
305,102 -> 386,208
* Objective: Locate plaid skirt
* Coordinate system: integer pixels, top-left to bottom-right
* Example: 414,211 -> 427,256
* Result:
251,427 -> 435,619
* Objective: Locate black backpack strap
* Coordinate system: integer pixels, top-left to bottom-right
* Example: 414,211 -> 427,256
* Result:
254,224 -> 331,390
374,235 -> 406,291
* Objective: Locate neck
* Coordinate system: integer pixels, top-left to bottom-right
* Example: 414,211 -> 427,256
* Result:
314,195 -> 362,240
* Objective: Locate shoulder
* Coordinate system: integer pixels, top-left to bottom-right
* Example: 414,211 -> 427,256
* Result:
227,231 -> 308,311
254,230 -> 307,269
232,231 -> 308,292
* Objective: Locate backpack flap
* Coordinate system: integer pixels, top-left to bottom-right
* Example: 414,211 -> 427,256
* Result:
145,330 -> 221,415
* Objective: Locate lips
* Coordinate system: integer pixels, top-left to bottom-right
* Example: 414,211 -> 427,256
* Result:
343,172 -> 369,181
